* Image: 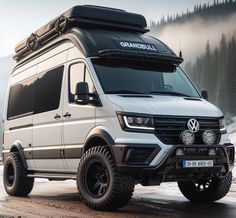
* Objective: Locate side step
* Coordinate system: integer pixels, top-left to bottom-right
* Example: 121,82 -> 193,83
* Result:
27,173 -> 77,180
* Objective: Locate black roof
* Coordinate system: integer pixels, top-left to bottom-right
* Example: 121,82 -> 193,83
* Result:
14,5 -> 183,65
71,28 -> 182,63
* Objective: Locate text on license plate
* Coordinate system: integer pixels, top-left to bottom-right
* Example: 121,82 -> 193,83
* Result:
182,160 -> 214,168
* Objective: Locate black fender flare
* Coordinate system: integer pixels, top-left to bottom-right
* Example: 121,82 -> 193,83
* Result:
83,129 -> 115,156
10,141 -> 28,170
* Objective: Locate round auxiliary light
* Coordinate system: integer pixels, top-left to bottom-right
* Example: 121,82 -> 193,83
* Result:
202,130 -> 216,145
208,148 -> 217,156
176,148 -> 185,156
181,130 -> 195,146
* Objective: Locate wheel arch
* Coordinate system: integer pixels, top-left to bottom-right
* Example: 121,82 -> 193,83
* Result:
83,129 -> 115,160
9,140 -> 28,169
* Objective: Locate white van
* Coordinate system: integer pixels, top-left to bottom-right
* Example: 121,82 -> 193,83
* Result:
2,5 -> 234,211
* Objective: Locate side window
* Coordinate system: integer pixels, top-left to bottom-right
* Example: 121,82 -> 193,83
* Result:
7,77 -> 34,119
85,67 -> 94,93
69,63 -> 85,96
69,63 -> 94,103
34,66 -> 64,114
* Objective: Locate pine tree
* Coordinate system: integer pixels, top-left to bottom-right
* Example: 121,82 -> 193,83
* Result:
226,36 -> 236,115
184,33 -> 236,117
212,34 -> 226,111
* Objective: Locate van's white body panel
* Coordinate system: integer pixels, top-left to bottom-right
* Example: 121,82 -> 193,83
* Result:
106,95 -> 222,117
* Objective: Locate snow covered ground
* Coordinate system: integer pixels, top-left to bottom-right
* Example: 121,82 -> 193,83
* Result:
228,116 -> 236,146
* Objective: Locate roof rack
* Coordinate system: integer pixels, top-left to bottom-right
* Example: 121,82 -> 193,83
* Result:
14,5 -> 148,62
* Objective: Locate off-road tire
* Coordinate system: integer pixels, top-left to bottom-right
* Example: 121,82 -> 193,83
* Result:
3,152 -> 34,196
77,146 -> 135,211
178,172 -> 232,202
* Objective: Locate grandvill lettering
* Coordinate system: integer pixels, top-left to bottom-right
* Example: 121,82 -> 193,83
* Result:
120,41 -> 157,51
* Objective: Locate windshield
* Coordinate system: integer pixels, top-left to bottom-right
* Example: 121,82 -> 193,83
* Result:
92,58 -> 200,98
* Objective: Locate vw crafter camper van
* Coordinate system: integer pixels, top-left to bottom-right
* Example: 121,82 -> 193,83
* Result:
2,5 -> 235,211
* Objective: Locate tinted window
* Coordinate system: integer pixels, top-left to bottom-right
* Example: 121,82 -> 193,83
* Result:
34,66 -> 64,114
92,59 -> 200,98
7,77 -> 34,119
69,63 -> 94,102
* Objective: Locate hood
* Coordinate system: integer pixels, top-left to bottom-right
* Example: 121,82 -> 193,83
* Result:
107,95 -> 223,117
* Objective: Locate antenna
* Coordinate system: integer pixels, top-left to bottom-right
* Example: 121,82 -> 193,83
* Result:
179,40 -> 183,58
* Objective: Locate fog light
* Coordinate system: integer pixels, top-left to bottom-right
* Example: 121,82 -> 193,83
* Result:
202,130 -> 216,145
208,148 -> 217,156
181,130 -> 195,146
176,148 -> 185,156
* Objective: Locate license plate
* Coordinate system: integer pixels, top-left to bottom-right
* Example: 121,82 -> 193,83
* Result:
182,160 -> 214,168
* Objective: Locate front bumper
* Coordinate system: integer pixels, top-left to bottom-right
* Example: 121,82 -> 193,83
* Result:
112,143 -> 234,184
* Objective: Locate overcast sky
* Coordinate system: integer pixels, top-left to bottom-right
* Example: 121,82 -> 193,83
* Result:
0,0 -> 218,57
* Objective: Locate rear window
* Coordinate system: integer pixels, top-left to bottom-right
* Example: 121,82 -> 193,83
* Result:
7,66 -> 64,120
7,76 -> 34,119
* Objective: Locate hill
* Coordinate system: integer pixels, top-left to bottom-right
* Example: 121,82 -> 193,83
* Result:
185,34 -> 236,119
149,0 -> 236,61
150,0 -> 236,32
0,55 -> 13,150
149,0 -> 236,119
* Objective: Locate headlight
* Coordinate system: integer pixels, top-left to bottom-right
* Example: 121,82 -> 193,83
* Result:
219,118 -> 226,132
118,113 -> 154,132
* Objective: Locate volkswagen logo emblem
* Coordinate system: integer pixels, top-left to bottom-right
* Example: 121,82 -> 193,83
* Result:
187,119 -> 200,133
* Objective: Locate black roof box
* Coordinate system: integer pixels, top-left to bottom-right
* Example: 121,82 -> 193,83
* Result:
64,5 -> 147,29
14,5 -> 148,60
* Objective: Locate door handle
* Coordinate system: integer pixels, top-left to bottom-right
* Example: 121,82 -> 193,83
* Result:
54,114 -> 61,120
63,112 -> 71,118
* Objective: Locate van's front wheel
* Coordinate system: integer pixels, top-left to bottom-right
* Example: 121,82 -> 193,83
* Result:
77,146 -> 135,211
3,152 -> 34,196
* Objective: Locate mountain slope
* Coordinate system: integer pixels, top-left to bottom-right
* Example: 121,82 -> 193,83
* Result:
0,55 -> 13,150
151,0 -> 236,32
149,0 -> 236,119
150,0 -> 236,61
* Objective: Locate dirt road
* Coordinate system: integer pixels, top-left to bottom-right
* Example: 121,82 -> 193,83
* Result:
0,165 -> 235,218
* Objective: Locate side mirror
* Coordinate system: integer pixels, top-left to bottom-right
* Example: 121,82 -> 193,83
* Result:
75,82 -> 90,105
201,90 -> 208,100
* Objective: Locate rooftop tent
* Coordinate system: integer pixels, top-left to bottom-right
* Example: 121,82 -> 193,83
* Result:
14,5 -> 148,61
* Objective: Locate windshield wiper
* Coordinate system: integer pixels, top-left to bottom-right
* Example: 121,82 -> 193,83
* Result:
106,90 -> 143,94
148,91 -> 190,97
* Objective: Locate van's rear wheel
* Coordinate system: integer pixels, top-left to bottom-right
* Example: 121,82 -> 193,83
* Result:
77,146 -> 135,211
178,172 -> 232,202
3,152 -> 34,196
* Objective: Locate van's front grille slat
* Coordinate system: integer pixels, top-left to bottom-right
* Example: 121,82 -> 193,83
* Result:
154,116 -> 221,145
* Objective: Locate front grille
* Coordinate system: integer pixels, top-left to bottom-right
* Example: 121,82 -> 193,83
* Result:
154,116 -> 221,145
226,147 -> 235,165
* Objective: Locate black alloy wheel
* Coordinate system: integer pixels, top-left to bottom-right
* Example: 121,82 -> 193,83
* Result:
85,159 -> 110,198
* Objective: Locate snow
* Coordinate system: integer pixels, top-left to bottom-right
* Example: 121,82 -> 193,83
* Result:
227,116 -> 236,146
